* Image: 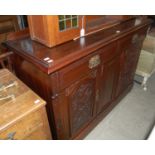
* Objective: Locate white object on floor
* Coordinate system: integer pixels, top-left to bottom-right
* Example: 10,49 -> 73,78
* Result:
136,35 -> 155,91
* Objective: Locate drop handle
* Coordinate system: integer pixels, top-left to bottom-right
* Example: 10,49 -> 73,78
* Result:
0,94 -> 15,101
0,132 -> 16,140
0,81 -> 18,92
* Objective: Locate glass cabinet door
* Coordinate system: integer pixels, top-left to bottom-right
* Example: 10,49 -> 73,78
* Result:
58,15 -> 79,31
55,15 -> 82,46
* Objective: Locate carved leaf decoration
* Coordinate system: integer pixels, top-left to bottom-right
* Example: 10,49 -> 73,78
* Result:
69,80 -> 95,135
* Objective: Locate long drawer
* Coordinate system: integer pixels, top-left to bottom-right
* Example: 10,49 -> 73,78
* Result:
58,42 -> 118,90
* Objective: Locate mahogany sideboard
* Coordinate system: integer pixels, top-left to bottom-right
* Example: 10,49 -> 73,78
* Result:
4,17 -> 151,140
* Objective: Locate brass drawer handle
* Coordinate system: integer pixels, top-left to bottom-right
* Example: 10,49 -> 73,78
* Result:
89,55 -> 101,69
0,94 -> 15,101
0,81 -> 18,92
0,132 -> 16,140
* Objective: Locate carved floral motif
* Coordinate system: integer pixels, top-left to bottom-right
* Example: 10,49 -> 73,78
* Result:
69,81 -> 94,135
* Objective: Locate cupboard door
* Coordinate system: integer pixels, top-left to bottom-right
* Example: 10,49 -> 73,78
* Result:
69,75 -> 96,136
96,56 -> 120,114
116,30 -> 147,96
52,69 -> 98,139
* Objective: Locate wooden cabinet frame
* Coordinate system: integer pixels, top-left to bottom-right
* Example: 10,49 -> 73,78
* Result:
5,17 -> 151,139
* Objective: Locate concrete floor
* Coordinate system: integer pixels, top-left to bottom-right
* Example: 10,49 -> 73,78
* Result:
85,73 -> 155,140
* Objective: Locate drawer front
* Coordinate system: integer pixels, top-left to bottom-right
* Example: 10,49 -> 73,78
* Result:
0,108 -> 45,140
58,52 -> 102,90
100,41 -> 119,64
118,26 -> 148,49
58,42 -> 118,90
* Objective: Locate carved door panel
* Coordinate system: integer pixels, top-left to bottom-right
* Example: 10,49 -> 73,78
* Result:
69,76 -> 96,136
96,56 -> 120,114
116,31 -> 146,96
52,69 -> 98,139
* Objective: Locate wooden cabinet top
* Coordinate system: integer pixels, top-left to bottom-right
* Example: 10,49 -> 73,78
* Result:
0,69 -> 46,132
4,17 -> 151,74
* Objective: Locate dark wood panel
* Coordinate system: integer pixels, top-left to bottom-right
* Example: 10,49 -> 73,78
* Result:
97,55 -> 120,114
116,26 -> 148,97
